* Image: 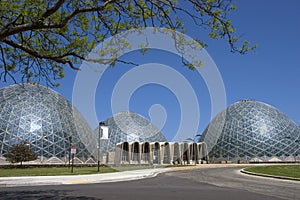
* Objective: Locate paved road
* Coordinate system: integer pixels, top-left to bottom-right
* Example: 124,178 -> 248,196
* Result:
168,166 -> 299,200
0,166 -> 299,200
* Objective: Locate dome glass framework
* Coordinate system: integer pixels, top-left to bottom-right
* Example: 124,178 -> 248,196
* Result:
0,84 -> 96,162
201,100 -> 300,162
95,112 -> 167,152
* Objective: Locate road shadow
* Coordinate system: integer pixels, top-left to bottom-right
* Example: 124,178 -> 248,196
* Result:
0,190 -> 101,200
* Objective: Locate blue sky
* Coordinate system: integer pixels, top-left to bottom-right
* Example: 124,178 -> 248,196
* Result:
1,1 -> 299,141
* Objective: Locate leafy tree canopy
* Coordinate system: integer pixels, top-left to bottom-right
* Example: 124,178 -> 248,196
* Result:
5,140 -> 38,166
0,0 -> 256,86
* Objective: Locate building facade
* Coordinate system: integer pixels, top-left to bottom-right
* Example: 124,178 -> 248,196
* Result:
109,142 -> 208,165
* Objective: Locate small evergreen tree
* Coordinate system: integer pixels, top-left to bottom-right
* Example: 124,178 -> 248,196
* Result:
6,141 -> 38,166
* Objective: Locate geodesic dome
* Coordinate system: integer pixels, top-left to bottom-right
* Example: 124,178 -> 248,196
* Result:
95,111 -> 167,152
0,83 -> 96,162
201,100 -> 300,162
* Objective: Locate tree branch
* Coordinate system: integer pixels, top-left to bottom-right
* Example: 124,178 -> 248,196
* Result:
0,45 -> 16,83
42,0 -> 66,19
0,0 -> 117,40
3,39 -> 81,70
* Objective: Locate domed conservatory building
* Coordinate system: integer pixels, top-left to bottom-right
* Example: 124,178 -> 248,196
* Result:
0,83 -> 299,165
0,83 -> 97,164
95,111 -> 167,153
201,100 -> 300,163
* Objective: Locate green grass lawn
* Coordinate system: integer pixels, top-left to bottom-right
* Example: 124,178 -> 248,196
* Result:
0,166 -> 119,177
244,165 -> 300,179
0,164 -> 200,177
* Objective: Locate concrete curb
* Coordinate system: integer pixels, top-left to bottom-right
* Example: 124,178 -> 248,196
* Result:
0,168 -> 172,187
240,168 -> 300,181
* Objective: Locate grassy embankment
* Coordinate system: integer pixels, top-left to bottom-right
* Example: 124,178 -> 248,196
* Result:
0,166 -> 118,177
244,165 -> 300,178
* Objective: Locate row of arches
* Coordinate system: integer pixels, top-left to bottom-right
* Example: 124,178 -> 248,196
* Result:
114,142 -> 208,165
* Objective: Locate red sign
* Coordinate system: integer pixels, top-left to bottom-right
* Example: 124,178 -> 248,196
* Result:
71,146 -> 76,154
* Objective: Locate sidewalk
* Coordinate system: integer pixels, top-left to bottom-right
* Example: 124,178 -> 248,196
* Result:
0,168 -> 172,187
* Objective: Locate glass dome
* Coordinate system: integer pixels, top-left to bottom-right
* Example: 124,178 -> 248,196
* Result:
201,100 -> 300,162
95,111 -> 167,152
0,83 -> 96,162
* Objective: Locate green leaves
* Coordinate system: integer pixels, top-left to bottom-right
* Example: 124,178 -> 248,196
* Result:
0,0 -> 255,86
209,32 -> 220,39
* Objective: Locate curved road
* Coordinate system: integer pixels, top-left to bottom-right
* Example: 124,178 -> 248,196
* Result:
0,166 -> 299,200
167,166 -> 299,200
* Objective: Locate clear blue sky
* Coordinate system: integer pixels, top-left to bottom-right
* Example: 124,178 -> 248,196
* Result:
1,1 -> 299,141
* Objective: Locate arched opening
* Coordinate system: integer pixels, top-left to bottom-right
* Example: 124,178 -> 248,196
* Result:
142,142 -> 150,163
132,142 -> 140,163
190,143 -> 198,164
153,142 -> 160,164
173,143 -> 180,164
163,142 -> 170,164
200,142 -> 208,162
182,142 -> 189,164
121,142 -> 129,163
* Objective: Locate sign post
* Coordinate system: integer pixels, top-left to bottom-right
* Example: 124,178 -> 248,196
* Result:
71,146 -> 76,173
98,122 -> 109,172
